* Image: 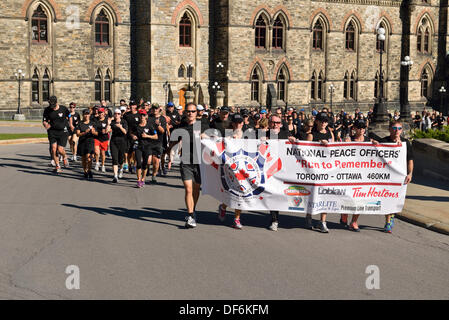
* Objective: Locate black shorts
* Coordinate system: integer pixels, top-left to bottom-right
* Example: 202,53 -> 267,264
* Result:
148,144 -> 162,158
127,138 -> 135,154
77,139 -> 95,156
180,163 -> 201,184
48,130 -> 68,147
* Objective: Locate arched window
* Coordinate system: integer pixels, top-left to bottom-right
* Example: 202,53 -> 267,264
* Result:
42,69 -> 50,102
95,70 -> 102,101
277,68 -> 287,101
312,20 -> 323,50
32,5 -> 48,43
179,13 -> 192,47
272,17 -> 284,49
350,72 -> 356,100
318,73 -> 323,100
32,69 -> 39,102
345,21 -> 355,51
344,72 -> 349,99
311,72 -> 316,99
104,71 -> 111,102
178,65 -> 186,78
95,9 -> 110,46
424,28 -> 430,53
255,15 -> 267,48
417,27 -> 423,52
421,69 -> 429,98
251,67 -> 261,102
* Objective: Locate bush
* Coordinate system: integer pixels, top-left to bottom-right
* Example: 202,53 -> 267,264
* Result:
411,126 -> 449,143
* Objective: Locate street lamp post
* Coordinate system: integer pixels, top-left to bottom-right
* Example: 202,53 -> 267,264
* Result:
439,86 -> 447,116
14,69 -> 26,121
328,83 -> 335,113
374,27 -> 387,123
400,56 -> 413,121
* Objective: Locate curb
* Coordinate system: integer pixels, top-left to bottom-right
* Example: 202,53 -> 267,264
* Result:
0,138 -> 47,145
0,122 -> 42,128
398,209 -> 449,236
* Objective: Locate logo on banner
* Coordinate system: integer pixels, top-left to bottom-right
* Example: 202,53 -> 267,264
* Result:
284,186 -> 311,196
288,196 -> 306,211
318,187 -> 346,196
204,141 -> 282,199
308,201 -> 338,211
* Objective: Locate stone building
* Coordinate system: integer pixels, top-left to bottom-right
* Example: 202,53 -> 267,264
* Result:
0,0 -> 447,119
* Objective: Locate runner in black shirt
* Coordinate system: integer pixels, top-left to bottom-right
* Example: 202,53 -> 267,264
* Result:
147,104 -> 167,183
93,108 -> 111,173
124,100 -> 140,173
210,106 -> 230,137
76,109 -> 97,180
68,102 -> 81,162
379,120 -> 414,233
110,109 -> 128,183
133,110 -> 158,187
42,96 -> 70,173
306,112 -> 334,233
167,103 -> 210,228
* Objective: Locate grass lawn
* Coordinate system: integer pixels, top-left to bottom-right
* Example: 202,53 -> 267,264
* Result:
0,133 -> 47,140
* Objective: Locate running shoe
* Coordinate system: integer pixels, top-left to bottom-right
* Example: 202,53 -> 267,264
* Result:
318,221 -> 329,233
218,204 -> 226,222
112,176 -> 118,183
305,215 -> 313,229
123,163 -> 129,173
50,159 -> 56,167
185,215 -> 197,228
118,169 -> 124,179
63,158 -> 69,168
349,222 -> 360,232
233,218 -> 243,230
95,162 -> 100,171
269,221 -> 278,231
53,166 -> 62,174
384,222 -> 393,233
101,165 -> 106,173
390,215 -> 395,228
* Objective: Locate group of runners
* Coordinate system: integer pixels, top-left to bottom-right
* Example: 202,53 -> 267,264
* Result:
42,95 -> 414,234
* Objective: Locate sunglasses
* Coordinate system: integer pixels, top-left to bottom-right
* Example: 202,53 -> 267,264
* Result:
186,110 -> 197,113
392,126 -> 402,131
271,121 -> 282,124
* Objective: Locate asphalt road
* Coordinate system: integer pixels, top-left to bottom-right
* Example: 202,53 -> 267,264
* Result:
0,143 -> 448,300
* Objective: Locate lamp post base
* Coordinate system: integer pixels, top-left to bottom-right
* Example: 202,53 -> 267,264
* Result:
13,113 -> 26,121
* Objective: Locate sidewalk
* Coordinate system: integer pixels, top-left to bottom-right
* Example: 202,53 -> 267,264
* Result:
400,175 -> 449,235
0,120 -> 42,127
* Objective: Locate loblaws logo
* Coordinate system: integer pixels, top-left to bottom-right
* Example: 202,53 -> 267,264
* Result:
284,186 -> 311,197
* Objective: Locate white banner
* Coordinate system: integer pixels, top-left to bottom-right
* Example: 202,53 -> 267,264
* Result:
200,139 -> 408,215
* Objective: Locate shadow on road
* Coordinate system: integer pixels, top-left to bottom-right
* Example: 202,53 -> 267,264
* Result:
405,195 -> 449,202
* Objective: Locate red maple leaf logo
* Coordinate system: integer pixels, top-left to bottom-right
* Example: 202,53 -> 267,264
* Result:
235,169 -> 249,181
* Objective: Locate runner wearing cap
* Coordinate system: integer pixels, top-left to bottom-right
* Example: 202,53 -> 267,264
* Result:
68,102 -> 81,162
132,110 -> 158,187
147,104 -> 167,183
305,112 -> 334,233
42,96 -> 70,173
76,109 -> 97,180
93,107 -> 111,172
217,113 -> 246,229
110,109 -> 128,183
163,102 -> 178,173
339,119 -> 379,232
166,103 -> 210,228
210,106 -> 230,137
124,100 -> 140,174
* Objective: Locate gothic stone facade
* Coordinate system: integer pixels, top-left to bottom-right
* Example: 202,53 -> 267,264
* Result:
0,0 -> 447,118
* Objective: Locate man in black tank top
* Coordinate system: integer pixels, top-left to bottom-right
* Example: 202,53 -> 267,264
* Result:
306,112 -> 334,233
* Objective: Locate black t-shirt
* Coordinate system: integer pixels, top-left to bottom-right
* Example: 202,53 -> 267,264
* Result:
343,118 -> 353,130
76,121 -> 96,143
380,136 -> 414,162
94,118 -> 110,142
177,120 -> 210,164
110,119 -> 128,139
297,130 -> 310,141
312,129 -> 332,142
167,111 -> 181,129
265,129 -> 292,140
135,122 -> 158,147
124,112 -> 141,138
43,105 -> 70,131
210,118 -> 230,137
70,112 -> 81,129
351,135 -> 370,142
148,115 -> 167,145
